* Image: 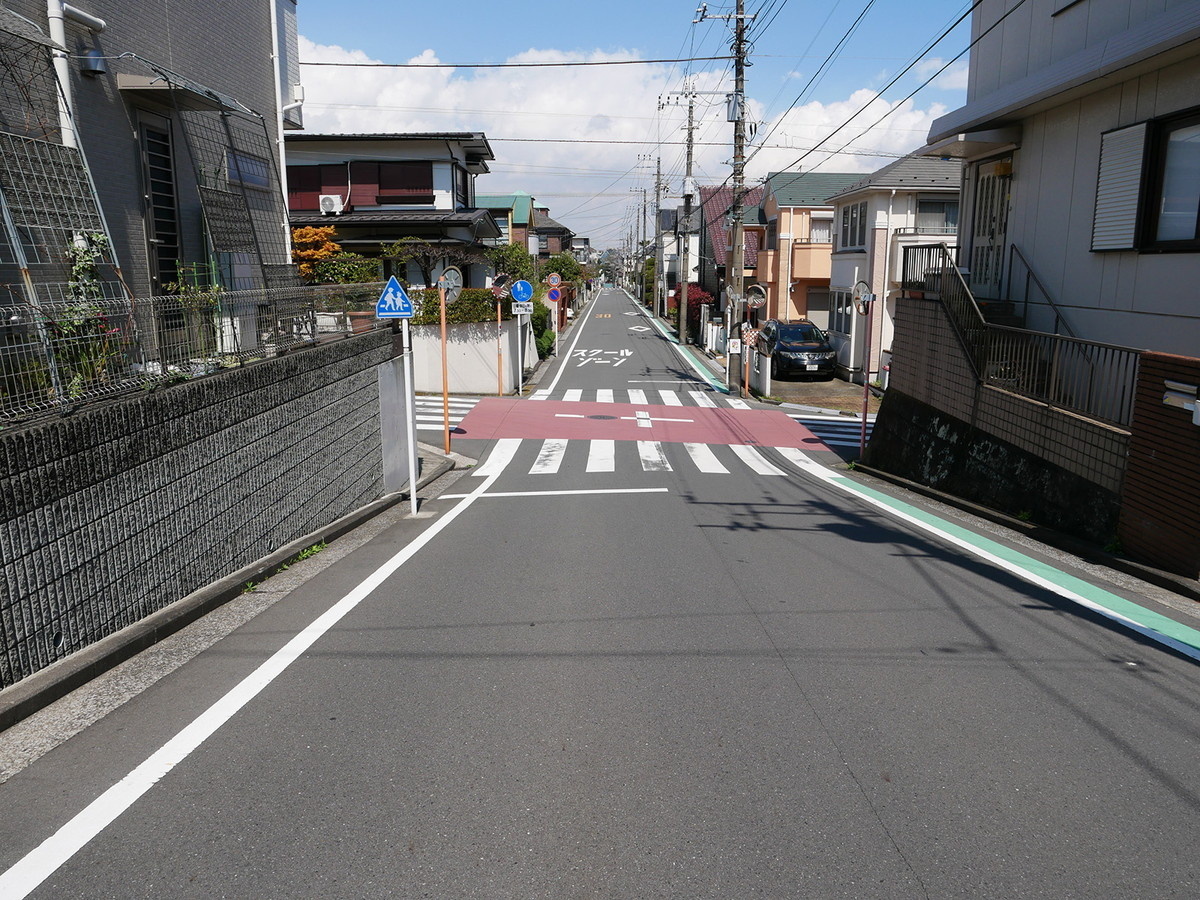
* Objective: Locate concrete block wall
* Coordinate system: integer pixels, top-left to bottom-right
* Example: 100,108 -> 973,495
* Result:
0,332 -> 391,688
886,295 -> 1128,492
871,294 -> 1130,543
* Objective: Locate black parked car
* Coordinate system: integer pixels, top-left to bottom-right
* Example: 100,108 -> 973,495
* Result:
758,319 -> 837,379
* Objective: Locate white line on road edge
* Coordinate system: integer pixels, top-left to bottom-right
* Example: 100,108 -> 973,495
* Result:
0,441 -> 523,899
540,291 -> 598,396
774,447 -> 1200,663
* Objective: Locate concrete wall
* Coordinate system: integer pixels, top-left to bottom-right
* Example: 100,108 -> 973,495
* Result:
0,332 -> 393,688
409,319 -> 531,395
869,295 -> 1130,543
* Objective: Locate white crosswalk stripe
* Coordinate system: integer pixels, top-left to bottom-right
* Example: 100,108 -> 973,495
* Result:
730,444 -> 787,476
684,442 -> 728,474
521,389 -> 745,408
499,439 -> 832,478
788,414 -> 874,449
637,440 -> 672,472
414,397 -> 479,431
587,439 -> 616,472
531,438 -> 568,474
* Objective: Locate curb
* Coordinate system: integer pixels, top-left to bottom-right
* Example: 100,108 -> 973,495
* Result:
0,453 -> 456,732
854,463 -> 1200,607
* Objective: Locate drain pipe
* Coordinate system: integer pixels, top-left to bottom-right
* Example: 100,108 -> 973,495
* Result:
47,1 -> 107,149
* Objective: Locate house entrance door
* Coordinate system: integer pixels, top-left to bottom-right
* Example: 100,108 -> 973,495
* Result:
969,156 -> 1012,300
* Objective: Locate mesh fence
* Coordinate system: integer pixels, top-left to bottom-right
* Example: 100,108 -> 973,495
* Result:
1,282 -> 387,425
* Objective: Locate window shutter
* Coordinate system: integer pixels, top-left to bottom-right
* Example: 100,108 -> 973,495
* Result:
319,164 -> 349,199
349,161 -> 378,208
378,162 -> 433,202
286,165 -> 320,210
1092,122 -> 1147,251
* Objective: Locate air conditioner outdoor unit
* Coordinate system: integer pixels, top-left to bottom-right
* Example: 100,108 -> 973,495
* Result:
319,194 -> 345,215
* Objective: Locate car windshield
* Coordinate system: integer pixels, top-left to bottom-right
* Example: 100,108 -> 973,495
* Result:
778,324 -> 824,343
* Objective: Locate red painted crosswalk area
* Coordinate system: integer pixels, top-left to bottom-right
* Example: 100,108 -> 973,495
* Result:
456,398 -> 827,449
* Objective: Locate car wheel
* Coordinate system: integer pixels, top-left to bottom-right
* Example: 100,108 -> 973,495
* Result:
770,355 -> 779,379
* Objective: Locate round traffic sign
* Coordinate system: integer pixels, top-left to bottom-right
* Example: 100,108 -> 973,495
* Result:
547,288 -> 561,302
547,273 -> 561,287
510,280 -> 534,302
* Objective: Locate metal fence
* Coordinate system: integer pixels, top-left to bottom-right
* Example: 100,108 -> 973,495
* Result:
1,282 -> 386,425
902,244 -> 1139,427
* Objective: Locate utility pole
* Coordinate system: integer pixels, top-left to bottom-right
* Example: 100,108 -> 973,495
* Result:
653,155 -> 664,319
630,186 -> 647,306
678,91 -> 695,344
699,0 -> 753,390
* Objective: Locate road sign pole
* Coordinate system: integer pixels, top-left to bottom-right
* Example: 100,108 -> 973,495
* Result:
438,278 -> 451,453
518,313 -> 524,395
402,318 -> 419,516
496,300 -> 504,396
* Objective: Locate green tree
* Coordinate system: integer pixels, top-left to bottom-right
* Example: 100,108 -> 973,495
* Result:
486,242 -> 535,283
542,251 -> 582,283
641,257 -> 656,306
384,237 -> 483,287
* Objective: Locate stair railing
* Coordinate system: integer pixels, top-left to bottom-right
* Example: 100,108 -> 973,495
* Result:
1006,244 -> 1075,337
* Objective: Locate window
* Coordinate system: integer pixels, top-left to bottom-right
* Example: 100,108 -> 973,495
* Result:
1149,112 -> 1200,246
346,161 -> 434,206
829,289 -> 854,334
840,201 -> 867,249
916,198 -> 959,234
286,164 -> 349,210
809,219 -> 831,243
1093,108 -> 1200,252
538,235 -> 549,253
454,165 -> 470,208
227,150 -> 271,190
377,161 -> 434,205
140,118 -> 179,290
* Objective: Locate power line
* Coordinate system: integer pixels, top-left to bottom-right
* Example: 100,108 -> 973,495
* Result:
299,55 -> 733,69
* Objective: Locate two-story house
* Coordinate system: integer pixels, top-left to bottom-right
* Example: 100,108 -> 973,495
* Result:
285,132 -> 500,286
0,0 -> 301,300
696,184 -> 766,311
921,0 -> 1200,353
756,170 -> 860,327
826,157 -> 961,383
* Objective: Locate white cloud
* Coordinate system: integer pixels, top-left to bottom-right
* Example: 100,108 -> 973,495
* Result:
915,58 -> 970,92
295,37 -> 954,246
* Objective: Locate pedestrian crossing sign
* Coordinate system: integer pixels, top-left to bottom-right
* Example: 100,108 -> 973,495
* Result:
376,276 -> 414,318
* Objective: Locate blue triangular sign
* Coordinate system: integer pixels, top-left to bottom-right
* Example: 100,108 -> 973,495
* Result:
376,276 -> 413,318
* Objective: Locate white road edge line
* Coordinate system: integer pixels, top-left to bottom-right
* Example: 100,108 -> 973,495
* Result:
540,292 -> 597,395
0,441 -> 523,899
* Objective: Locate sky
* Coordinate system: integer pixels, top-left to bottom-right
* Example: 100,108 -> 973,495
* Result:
294,0 -> 974,250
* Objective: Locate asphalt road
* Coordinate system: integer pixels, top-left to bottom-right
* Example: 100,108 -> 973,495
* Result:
1,288 -> 1198,898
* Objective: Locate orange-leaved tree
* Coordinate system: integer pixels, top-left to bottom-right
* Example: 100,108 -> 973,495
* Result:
291,225 -> 341,282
